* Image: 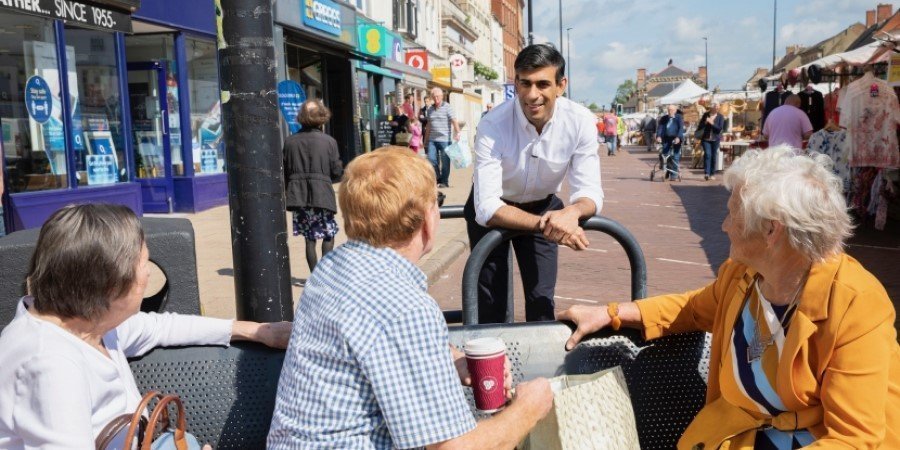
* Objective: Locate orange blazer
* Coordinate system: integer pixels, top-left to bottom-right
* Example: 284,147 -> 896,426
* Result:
636,254 -> 900,449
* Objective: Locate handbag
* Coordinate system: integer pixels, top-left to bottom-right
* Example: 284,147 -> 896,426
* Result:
395,132 -> 412,146
96,391 -> 202,450
518,367 -> 639,450
677,396 -> 823,450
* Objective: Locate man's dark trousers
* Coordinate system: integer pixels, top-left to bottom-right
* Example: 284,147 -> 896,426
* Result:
464,189 -> 562,324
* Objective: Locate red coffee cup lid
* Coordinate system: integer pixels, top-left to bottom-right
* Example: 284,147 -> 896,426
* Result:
465,337 -> 506,356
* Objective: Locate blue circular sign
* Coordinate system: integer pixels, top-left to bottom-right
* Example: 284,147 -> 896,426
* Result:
25,76 -> 52,124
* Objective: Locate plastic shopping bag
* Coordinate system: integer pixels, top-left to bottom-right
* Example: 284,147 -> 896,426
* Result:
445,140 -> 472,169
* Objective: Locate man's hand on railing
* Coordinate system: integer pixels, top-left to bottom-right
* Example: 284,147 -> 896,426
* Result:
539,207 -> 589,250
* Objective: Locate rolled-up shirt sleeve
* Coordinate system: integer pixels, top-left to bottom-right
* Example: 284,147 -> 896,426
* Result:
567,116 -> 604,213
473,121 -> 506,226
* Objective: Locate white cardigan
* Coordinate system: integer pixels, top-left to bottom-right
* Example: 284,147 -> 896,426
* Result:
0,297 -> 233,449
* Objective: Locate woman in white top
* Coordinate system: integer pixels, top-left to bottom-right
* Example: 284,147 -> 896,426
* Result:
0,203 -> 292,449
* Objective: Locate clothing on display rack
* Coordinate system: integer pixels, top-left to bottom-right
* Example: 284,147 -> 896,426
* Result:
799,86 -> 826,131
807,128 -> 850,193
838,72 -> 900,169
824,88 -> 841,126
761,87 -> 791,127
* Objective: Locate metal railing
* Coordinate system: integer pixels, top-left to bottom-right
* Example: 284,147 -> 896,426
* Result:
460,216 -> 647,325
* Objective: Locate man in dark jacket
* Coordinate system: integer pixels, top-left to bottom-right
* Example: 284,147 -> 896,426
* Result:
656,104 -> 684,179
283,99 -> 344,272
641,114 -> 657,152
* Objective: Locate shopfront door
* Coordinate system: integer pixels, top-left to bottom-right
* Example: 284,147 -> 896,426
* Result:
127,61 -> 174,213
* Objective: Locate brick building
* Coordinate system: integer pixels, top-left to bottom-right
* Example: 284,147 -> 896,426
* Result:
491,0 -> 525,83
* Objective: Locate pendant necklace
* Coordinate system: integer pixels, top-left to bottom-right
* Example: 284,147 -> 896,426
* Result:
747,275 -> 806,363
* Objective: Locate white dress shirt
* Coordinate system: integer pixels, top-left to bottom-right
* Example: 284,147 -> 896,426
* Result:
472,96 -> 603,226
0,297 -> 233,449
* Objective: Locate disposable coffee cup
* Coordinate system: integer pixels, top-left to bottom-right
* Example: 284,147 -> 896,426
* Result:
465,337 -> 507,412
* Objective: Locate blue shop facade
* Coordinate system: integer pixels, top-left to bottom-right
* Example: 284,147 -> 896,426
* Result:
0,0 -> 226,233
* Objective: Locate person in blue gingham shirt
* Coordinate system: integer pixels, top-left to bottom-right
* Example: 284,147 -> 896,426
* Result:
268,147 -> 553,449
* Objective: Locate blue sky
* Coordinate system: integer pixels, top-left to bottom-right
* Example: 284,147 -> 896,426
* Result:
531,0 -> 889,107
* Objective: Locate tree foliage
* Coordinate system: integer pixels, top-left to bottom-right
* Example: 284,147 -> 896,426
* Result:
588,102 -> 600,112
611,79 -> 636,108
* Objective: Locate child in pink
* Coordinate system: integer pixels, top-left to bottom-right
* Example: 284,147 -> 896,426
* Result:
409,118 -> 423,154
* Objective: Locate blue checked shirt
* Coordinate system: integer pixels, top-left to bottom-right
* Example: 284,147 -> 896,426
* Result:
267,241 -> 476,449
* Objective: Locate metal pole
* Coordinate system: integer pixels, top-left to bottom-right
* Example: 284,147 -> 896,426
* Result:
566,27 -> 573,98
703,37 -> 708,89
217,0 -> 294,322
527,0 -> 534,45
558,0 -> 563,50
772,0 -> 777,72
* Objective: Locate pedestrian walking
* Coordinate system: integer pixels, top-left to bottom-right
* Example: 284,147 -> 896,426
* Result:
656,104 -> 685,179
466,43 -> 604,323
762,94 -> 813,151
283,99 -> 344,273
418,96 -> 432,130
423,87 -> 460,188
602,110 -> 618,155
641,114 -> 657,152
616,113 -> 626,146
697,103 -> 726,181
408,117 -> 423,154
389,104 -> 410,146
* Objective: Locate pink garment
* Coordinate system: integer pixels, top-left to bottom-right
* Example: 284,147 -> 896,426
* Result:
762,104 -> 813,150
602,114 -> 618,136
837,73 -> 900,168
409,122 -> 422,148
402,102 -> 416,119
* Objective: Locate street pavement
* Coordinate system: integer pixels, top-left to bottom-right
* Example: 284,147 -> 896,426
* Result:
156,144 -> 899,329
428,144 -> 900,329
148,153 -> 475,319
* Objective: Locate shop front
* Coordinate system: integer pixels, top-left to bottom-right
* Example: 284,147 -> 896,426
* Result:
354,21 -> 409,150
274,0 -> 360,165
0,0 -> 140,232
127,0 -> 225,213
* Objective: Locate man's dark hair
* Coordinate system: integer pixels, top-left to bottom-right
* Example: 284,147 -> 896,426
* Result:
514,44 -> 566,83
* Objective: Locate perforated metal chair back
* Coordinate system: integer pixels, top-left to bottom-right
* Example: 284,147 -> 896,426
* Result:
128,342 -> 285,449
448,323 -> 710,450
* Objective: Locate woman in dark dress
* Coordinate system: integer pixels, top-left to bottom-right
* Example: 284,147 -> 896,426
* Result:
283,99 -> 344,272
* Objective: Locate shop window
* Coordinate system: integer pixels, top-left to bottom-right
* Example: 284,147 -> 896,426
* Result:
125,34 -> 182,177
65,26 -> 126,188
285,44 -> 325,102
186,38 -> 223,176
0,15 -> 68,193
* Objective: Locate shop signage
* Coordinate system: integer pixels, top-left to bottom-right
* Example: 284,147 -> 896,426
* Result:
200,149 -> 219,174
25,76 -> 51,124
277,80 -> 307,134
449,54 -> 467,74
357,24 -> 387,57
405,50 -> 428,71
889,53 -> 900,87
504,84 -> 516,100
86,154 -> 117,185
0,0 -> 133,33
302,0 -> 341,36
431,66 -> 451,86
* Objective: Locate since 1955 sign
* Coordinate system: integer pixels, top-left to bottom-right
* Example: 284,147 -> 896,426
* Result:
0,0 -> 133,33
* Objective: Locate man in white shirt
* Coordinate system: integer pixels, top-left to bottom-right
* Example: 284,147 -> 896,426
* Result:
464,44 -> 603,323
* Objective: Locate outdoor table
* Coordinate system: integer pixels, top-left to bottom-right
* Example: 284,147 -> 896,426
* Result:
720,140 -> 752,167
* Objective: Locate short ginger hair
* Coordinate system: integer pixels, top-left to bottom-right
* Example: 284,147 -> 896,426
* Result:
339,146 -> 437,248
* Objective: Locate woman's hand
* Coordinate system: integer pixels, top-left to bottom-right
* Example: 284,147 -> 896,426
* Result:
232,321 -> 293,349
557,305 -> 611,350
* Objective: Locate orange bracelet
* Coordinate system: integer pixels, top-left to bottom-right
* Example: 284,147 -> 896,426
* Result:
607,302 -> 622,331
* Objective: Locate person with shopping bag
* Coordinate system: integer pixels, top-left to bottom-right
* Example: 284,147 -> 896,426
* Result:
0,203 -> 292,449
560,146 -> 900,449
466,44 -> 603,324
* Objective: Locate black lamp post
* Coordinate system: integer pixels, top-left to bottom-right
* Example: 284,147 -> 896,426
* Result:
703,36 -> 709,89
566,27 -> 573,98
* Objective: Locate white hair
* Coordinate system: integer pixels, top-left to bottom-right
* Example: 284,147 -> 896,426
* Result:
723,145 -> 852,262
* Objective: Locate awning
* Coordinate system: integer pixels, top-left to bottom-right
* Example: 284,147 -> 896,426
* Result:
428,77 -> 463,93
383,59 -> 432,81
357,63 -> 403,80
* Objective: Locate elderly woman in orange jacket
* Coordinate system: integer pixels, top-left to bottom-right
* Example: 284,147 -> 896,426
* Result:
561,145 -> 899,449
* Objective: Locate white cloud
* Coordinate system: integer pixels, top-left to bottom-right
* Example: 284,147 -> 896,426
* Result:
596,42 -> 652,71
673,17 -> 706,42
